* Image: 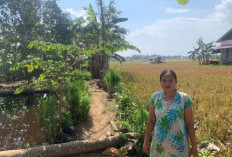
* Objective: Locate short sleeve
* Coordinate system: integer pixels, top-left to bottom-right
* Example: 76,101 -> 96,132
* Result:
184,94 -> 193,110
150,92 -> 158,105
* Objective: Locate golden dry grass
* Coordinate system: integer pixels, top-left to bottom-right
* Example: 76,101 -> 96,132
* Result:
113,60 -> 232,152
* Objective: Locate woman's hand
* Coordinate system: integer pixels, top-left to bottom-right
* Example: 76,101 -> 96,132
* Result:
143,141 -> 150,155
189,146 -> 198,157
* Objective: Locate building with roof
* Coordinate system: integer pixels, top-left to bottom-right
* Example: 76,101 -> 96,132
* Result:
149,57 -> 162,64
213,28 -> 232,64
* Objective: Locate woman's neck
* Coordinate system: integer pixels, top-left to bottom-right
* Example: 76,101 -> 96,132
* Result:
162,90 -> 176,100
163,90 -> 175,96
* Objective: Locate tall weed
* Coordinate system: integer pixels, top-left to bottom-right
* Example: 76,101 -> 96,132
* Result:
38,93 -> 59,140
104,69 -> 122,96
65,79 -> 91,122
116,84 -> 149,155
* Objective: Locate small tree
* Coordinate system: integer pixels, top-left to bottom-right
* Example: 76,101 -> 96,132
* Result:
72,1 -> 140,79
188,38 -> 214,65
11,41 -> 93,135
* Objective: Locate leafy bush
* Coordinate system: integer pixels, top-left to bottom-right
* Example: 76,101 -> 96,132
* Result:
38,93 -> 59,139
61,111 -> 73,128
104,69 -> 122,96
116,85 -> 149,155
37,71 -> 91,139
116,89 -> 136,120
68,69 -> 92,81
65,79 -> 91,122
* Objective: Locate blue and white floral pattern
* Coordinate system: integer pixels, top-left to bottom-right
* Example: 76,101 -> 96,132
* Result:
149,91 -> 193,157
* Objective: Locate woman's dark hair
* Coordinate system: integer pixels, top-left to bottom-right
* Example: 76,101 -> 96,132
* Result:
160,69 -> 177,82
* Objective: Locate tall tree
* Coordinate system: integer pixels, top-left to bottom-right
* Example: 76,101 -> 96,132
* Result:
0,0 -> 43,82
72,0 -> 140,78
42,0 -> 73,44
0,0 -> 73,82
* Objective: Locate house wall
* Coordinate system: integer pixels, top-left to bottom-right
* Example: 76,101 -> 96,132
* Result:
221,40 -> 232,45
221,49 -> 232,64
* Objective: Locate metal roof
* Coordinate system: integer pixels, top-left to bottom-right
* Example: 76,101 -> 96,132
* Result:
213,45 -> 232,50
212,45 -> 232,54
217,28 -> 232,42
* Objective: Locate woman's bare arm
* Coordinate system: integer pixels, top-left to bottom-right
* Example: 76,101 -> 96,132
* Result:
143,104 -> 156,155
184,106 -> 198,157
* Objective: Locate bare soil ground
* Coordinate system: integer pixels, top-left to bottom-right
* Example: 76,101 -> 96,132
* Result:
72,79 -> 118,157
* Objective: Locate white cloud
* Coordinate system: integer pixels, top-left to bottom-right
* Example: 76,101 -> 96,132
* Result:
166,7 -> 189,13
121,0 -> 232,57
211,0 -> 232,23
65,8 -> 88,19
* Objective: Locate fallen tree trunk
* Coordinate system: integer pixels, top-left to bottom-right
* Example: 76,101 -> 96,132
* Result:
0,81 -> 51,97
0,89 -> 49,97
0,133 -> 138,157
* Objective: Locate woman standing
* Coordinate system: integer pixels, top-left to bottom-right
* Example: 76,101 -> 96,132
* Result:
143,69 -> 198,157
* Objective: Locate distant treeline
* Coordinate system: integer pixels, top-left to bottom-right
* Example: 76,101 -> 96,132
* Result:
123,54 -> 189,61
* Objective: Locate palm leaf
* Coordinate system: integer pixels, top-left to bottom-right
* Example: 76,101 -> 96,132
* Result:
88,4 -> 97,22
111,53 -> 126,63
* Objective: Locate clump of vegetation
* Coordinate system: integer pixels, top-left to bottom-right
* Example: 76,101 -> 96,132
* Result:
115,82 -> 149,155
104,69 -> 122,97
38,93 -> 59,139
198,149 -> 213,157
188,38 -> 214,65
65,79 -> 91,122
103,69 -> 150,155
38,72 -> 91,140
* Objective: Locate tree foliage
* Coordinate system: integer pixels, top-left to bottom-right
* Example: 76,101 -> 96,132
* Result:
188,38 -> 214,65
72,1 -> 140,78
0,0 -> 73,82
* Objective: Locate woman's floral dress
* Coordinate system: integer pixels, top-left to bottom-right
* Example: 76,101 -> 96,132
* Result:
149,91 -> 193,157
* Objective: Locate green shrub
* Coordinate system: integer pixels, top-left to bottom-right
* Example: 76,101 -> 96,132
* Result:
61,111 -> 73,128
116,87 -> 136,120
68,69 -> 92,81
79,94 -> 91,119
38,70 -> 92,139
129,108 -> 149,155
38,93 -> 59,139
104,69 -> 122,95
65,79 -> 91,122
116,86 -> 149,155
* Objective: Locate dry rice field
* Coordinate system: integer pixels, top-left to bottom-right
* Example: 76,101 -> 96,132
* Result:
114,59 -> 232,154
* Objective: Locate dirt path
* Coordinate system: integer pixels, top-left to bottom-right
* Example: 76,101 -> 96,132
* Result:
72,79 -> 117,157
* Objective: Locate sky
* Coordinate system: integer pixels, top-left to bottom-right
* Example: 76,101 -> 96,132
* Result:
57,0 -> 232,57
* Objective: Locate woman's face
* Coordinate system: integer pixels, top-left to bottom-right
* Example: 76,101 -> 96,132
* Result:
160,73 -> 177,92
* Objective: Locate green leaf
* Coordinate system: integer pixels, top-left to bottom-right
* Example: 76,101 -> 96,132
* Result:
28,65 -> 34,73
38,73 -> 46,81
14,88 -> 24,94
177,0 -> 189,5
51,80 -> 58,85
88,4 -> 97,22
34,64 -> 39,69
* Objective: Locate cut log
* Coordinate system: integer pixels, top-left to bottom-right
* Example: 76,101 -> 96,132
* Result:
0,88 -> 49,97
0,133 -> 138,157
0,82 -> 49,97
